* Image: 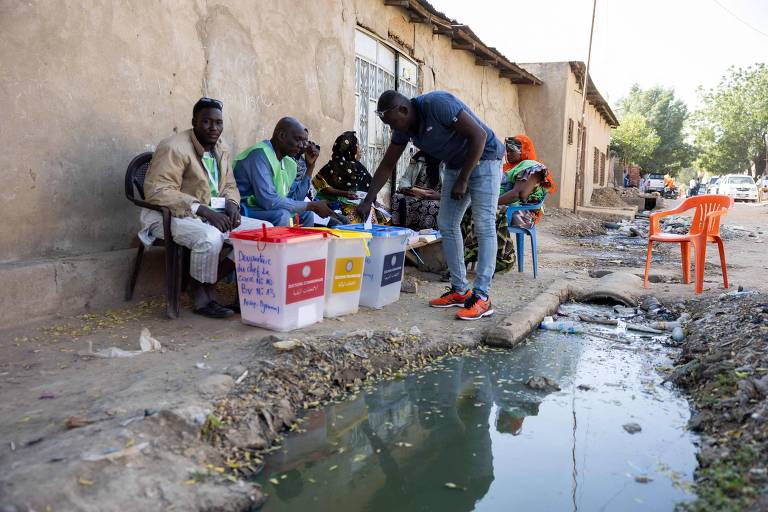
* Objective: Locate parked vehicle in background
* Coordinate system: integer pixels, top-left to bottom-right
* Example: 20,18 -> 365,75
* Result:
715,175 -> 759,202
705,176 -> 720,195
643,173 -> 665,193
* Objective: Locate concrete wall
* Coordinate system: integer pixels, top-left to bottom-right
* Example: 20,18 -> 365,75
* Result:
0,0 -> 525,328
518,62 -> 613,209
517,63 -> 568,207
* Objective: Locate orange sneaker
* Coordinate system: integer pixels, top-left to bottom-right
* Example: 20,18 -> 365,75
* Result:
456,294 -> 494,320
429,288 -> 471,308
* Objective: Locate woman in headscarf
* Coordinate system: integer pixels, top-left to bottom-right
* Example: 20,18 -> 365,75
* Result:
498,134 -> 557,228
312,131 -> 387,224
391,150 -> 442,230
461,134 -> 556,274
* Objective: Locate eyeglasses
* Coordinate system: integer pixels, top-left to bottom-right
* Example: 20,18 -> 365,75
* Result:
198,97 -> 223,108
375,106 -> 397,120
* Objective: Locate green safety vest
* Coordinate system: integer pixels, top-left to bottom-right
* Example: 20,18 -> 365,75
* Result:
234,141 -> 297,198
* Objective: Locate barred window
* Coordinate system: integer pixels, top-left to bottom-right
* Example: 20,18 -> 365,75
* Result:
567,118 -> 574,145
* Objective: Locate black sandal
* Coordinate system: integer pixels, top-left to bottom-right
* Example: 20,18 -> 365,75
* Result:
193,301 -> 235,319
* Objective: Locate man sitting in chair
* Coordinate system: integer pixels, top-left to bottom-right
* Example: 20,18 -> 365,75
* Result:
234,117 -> 334,226
141,97 -> 271,319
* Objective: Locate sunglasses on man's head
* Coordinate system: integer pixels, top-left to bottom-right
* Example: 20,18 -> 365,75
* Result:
199,97 -> 223,108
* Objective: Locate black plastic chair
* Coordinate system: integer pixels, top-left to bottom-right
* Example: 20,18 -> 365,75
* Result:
124,152 -> 184,319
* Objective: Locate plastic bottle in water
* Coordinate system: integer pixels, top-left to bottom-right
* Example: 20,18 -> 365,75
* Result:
540,317 -> 583,334
616,319 -> 627,335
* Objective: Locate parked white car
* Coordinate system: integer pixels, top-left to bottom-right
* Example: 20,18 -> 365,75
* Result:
705,177 -> 720,195
642,173 -> 665,193
716,175 -> 759,202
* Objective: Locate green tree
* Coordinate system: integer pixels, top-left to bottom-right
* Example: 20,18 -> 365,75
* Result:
610,112 -> 660,167
616,85 -> 694,174
692,64 -> 768,177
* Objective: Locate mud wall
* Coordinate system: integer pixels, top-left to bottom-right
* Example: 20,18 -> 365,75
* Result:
0,0 -> 527,326
1,0 -> 525,266
519,62 -> 613,209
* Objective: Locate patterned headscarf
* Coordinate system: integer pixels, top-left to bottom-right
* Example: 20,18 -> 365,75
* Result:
317,131 -> 372,192
503,134 -> 557,195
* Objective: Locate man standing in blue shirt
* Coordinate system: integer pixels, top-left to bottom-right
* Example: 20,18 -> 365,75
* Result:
356,90 -> 503,320
234,117 -> 334,226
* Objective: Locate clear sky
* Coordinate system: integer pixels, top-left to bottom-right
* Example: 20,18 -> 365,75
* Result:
428,0 -> 768,111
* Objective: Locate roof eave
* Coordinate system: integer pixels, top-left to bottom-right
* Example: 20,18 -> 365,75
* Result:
383,0 -> 542,86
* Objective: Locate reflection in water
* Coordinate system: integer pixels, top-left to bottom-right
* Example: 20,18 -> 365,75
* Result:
257,308 -> 697,512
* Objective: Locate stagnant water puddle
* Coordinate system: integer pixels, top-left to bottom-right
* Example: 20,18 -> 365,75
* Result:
255,304 -> 697,511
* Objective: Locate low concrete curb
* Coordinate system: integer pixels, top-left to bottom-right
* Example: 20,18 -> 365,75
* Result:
483,281 -> 573,348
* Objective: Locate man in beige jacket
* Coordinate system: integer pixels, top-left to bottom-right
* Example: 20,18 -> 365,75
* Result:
140,98 -> 270,318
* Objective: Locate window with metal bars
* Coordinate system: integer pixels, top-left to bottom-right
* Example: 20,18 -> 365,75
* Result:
354,29 -> 419,206
567,118 -> 574,145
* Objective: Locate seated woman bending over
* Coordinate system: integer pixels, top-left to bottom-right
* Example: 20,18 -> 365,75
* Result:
498,135 -> 556,228
462,134 -> 556,273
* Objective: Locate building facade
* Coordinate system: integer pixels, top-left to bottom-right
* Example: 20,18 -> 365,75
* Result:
0,0 -> 538,327
518,61 -> 618,209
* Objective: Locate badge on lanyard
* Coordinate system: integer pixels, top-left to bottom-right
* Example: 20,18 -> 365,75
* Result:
202,152 -> 223,208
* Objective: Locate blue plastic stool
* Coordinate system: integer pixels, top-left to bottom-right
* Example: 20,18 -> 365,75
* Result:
505,198 -> 546,279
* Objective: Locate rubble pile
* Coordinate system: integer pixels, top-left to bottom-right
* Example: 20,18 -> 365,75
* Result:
590,186 -> 633,208
658,215 -> 763,240
668,292 -> 768,511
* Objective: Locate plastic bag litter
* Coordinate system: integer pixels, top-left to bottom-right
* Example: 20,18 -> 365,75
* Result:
79,328 -> 162,358
81,442 -> 149,462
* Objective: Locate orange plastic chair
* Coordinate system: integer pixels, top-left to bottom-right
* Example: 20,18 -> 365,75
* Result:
644,195 -> 734,294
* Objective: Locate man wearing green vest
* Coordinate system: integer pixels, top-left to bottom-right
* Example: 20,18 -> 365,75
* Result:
234,117 -> 334,226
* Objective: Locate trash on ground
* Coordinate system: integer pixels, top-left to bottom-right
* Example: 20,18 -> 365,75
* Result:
65,416 -> 94,429
623,422 -> 642,434
82,442 -> 149,462
540,317 -> 583,334
235,370 -> 249,385
78,328 -> 162,359
272,339 -> 302,351
138,328 -> 162,352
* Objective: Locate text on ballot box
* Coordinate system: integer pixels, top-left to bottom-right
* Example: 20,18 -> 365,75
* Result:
337,224 -> 411,309
230,226 -> 330,331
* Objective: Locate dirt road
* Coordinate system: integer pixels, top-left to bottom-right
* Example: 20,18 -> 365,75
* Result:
1,201 -> 765,510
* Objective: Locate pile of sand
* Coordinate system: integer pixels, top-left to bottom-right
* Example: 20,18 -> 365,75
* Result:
589,187 -> 632,208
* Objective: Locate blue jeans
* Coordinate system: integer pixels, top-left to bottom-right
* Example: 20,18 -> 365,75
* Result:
243,208 -> 315,227
438,160 -> 502,298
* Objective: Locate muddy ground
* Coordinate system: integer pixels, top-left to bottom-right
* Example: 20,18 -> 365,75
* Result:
669,292 -> 768,512
1,200 -> 766,511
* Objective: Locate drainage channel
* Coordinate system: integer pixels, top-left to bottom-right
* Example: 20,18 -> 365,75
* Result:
254,304 -> 697,511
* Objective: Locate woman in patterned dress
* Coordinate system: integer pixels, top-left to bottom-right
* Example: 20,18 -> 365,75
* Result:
391,150 -> 442,230
312,131 -> 387,224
